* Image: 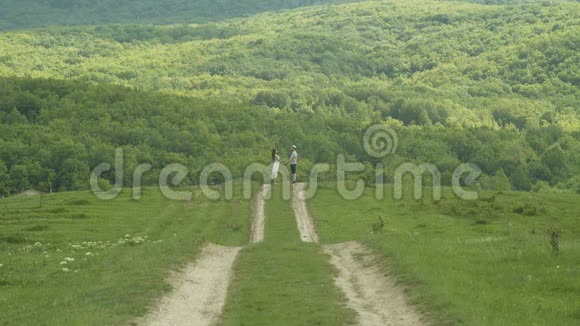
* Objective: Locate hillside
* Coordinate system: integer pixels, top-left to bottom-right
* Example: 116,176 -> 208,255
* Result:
0,0 -> 350,30
0,77 -> 578,195
0,0 -> 578,195
1,2 -> 580,325
0,0 -> 578,130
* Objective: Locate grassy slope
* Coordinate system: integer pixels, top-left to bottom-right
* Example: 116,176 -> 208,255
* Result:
220,184 -> 356,325
0,186 -> 252,325
309,185 -> 580,325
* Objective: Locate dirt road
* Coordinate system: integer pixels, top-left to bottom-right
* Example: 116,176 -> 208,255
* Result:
324,241 -> 426,326
141,244 -> 241,326
143,184 -> 426,326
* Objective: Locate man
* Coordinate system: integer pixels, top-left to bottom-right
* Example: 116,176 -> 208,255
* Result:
285,145 -> 298,183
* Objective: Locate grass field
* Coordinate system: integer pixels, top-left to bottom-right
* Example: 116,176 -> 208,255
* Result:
220,185 -> 356,325
1,183 -> 578,325
309,184 -> 580,325
0,186 -> 253,325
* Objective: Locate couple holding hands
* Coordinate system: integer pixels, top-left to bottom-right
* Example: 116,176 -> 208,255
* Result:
271,145 -> 298,184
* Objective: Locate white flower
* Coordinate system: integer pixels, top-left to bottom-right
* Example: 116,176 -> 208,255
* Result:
34,242 -> 42,247
62,268 -> 70,272
64,257 -> 75,262
125,234 -> 131,238
60,261 -> 67,265
86,252 -> 92,256
0,264 -> 3,267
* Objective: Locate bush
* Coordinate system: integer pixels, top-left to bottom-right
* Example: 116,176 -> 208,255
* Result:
532,181 -> 551,193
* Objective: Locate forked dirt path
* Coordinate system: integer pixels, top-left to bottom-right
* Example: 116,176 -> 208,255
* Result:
142,184 -> 426,326
291,183 -> 319,243
324,241 -> 426,326
141,243 -> 241,326
250,184 -> 270,243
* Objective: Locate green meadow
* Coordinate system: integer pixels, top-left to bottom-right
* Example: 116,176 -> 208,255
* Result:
0,183 -> 579,325
0,186 -> 253,325
309,184 -> 580,325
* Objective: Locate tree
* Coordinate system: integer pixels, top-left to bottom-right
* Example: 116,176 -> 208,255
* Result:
56,159 -> 90,191
542,144 -> 569,183
494,169 -> 512,192
3,107 -> 28,124
0,160 -> 8,196
510,165 -> 532,191
252,91 -> 291,109
9,165 -> 30,192
532,181 -> 551,193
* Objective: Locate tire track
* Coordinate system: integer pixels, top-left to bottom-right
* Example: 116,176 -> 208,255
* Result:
141,243 -> 241,326
291,183 -> 319,243
324,241 -> 426,326
250,184 -> 270,244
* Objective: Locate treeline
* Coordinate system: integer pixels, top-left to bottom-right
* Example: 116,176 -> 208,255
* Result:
1,0 -> 578,130
0,0 -> 349,30
0,77 -> 578,195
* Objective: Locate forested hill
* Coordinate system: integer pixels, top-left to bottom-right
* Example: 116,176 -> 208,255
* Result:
0,0 -> 578,195
0,77 -> 578,195
0,0 -> 350,30
0,0 -> 578,130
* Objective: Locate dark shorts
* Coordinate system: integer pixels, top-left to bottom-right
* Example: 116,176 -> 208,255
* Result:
290,164 -> 297,174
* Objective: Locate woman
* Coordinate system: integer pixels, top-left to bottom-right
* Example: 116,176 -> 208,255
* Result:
271,148 -> 280,184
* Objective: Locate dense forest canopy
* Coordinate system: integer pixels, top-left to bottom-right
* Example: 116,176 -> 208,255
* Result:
0,0 -> 578,130
0,77 -> 578,196
0,0 -> 578,195
0,0 -> 351,30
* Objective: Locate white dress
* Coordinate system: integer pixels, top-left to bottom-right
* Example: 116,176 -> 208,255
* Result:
271,155 -> 280,180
